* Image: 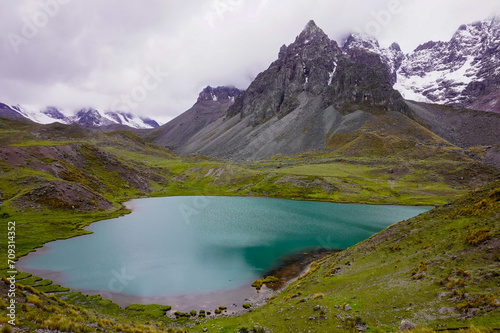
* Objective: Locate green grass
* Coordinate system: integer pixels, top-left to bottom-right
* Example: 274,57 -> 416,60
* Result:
125,304 -> 172,318
0,283 -> 186,332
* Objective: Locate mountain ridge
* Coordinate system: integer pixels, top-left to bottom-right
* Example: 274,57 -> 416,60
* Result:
0,103 -> 160,130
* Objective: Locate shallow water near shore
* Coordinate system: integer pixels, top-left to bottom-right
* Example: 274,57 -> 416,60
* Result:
18,196 -> 430,310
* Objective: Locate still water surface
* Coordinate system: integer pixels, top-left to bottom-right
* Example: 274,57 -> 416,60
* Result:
19,196 -> 429,298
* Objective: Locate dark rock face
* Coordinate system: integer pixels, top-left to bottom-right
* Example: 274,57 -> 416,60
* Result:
197,86 -> 242,102
343,33 -> 403,86
42,106 -> 66,120
228,20 -> 343,124
74,108 -> 112,127
140,117 -> 160,128
0,103 -> 24,118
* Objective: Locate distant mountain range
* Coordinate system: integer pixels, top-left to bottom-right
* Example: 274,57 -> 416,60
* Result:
0,103 -> 160,129
148,19 -> 500,161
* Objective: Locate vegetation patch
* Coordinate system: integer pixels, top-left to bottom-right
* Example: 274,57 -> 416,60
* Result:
466,228 -> 492,245
251,276 -> 280,291
124,304 -> 172,318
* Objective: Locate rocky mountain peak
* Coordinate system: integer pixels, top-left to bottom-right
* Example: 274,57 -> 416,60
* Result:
197,86 -> 243,102
389,42 -> 401,52
228,20 -> 344,123
342,33 -> 403,85
293,19 -> 335,49
298,20 -> 322,39
42,106 -> 66,120
227,20 -> 409,125
343,33 -> 380,51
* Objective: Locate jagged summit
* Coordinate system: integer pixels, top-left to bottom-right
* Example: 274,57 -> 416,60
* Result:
147,85 -> 242,150
299,20 -> 322,37
197,86 -> 243,103
304,19 -> 318,30
389,42 -> 401,52
228,20 -> 345,123
295,19 -> 332,45
343,33 -> 380,50
279,19 -> 339,60
150,20 -> 413,160
342,32 -> 403,86
342,33 -> 400,54
338,17 -> 500,113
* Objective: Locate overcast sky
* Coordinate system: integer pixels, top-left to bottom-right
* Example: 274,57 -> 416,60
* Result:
1,0 -> 499,123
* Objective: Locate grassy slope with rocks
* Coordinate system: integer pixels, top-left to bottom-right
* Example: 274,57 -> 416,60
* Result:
0,115 -> 499,331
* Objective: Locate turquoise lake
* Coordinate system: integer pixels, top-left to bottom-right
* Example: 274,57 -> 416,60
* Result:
19,196 -> 430,300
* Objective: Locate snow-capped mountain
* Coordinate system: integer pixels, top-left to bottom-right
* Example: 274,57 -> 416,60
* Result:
344,16 -> 500,113
0,104 -> 160,129
395,17 -> 500,110
395,16 -> 500,112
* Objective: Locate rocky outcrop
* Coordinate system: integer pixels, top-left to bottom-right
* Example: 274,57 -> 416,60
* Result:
197,85 -> 242,102
342,33 -> 403,86
228,20 -> 343,124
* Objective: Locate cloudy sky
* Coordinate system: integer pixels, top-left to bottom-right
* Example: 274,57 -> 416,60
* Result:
1,0 -> 499,123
